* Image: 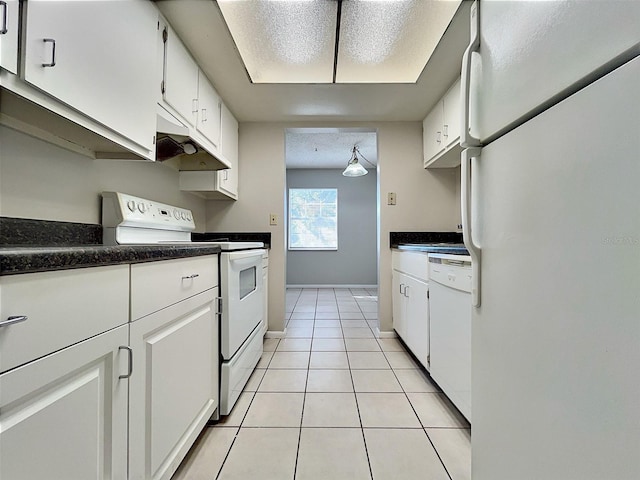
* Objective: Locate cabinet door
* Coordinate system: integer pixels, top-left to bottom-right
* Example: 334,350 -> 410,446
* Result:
0,325 -> 129,480
163,24 -> 198,127
422,101 -> 445,163
404,276 -> 430,369
392,271 -> 407,340
442,77 -> 461,150
196,70 -> 221,149
129,289 -> 218,480
0,0 -> 19,74
22,0 -> 157,152
218,102 -> 239,198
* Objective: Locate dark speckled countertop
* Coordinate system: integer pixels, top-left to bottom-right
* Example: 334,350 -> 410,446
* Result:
0,244 -> 222,276
389,231 -> 469,255
0,217 -> 222,276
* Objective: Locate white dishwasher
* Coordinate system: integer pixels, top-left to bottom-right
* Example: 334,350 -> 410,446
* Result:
428,253 -> 472,422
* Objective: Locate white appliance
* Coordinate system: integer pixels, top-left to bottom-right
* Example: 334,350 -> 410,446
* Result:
216,242 -> 266,416
460,3 -> 640,479
101,192 -> 266,417
428,253 -> 472,422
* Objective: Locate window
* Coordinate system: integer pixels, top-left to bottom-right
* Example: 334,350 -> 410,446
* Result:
289,188 -> 338,250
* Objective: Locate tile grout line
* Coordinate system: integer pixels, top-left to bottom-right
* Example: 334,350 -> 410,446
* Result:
345,288 -> 375,480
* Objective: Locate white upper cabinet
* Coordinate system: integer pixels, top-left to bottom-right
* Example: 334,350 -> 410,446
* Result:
423,77 -> 463,168
422,101 -> 445,162
196,69 -> 221,149
160,22 -> 225,157
21,0 -> 157,153
218,102 -> 238,197
179,102 -> 238,200
162,24 -> 199,128
0,0 -> 19,74
442,78 -> 461,150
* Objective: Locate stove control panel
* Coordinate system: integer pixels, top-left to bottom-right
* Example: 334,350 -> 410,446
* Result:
102,192 -> 195,231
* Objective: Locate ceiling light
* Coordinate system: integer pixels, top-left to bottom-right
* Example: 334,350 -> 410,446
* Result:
218,0 -> 337,83
218,0 -> 462,84
342,146 -> 373,177
336,0 -> 461,83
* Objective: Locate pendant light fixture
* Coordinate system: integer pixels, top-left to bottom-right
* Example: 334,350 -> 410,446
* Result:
342,146 -> 374,177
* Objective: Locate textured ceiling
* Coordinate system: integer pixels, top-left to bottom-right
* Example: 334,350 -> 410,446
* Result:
155,0 -> 471,123
285,129 -> 377,169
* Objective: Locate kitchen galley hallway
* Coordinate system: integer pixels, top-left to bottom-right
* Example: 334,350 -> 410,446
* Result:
172,288 -> 471,480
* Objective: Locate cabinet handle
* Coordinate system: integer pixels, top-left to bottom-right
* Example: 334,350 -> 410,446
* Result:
118,346 -> 133,379
0,315 -> 28,327
0,1 -> 7,35
399,283 -> 405,295
42,38 -> 56,67
181,273 -> 200,280
223,170 -> 228,181
436,131 -> 441,143
404,285 -> 410,298
192,98 -> 198,113
201,108 -> 207,122
443,124 -> 449,138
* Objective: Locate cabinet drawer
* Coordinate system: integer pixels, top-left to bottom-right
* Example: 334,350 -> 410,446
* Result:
0,265 -> 129,373
392,250 -> 429,281
131,255 -> 218,321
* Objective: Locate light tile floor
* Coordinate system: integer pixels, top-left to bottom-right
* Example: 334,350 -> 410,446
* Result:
172,288 -> 471,480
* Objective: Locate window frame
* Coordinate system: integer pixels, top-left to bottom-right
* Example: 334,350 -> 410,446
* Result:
288,188 -> 338,251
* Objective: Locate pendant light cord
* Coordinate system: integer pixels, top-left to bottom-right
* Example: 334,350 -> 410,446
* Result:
354,146 -> 375,168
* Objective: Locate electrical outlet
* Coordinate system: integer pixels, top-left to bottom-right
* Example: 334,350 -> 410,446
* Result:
269,214 -> 278,226
387,192 -> 397,205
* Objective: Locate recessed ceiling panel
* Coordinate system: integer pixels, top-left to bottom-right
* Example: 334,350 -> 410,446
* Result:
218,0 -> 337,83
336,0 -> 461,83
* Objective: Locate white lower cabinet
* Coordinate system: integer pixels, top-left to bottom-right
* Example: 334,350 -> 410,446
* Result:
392,270 -> 408,340
0,255 -> 220,480
129,257 -> 219,480
391,251 -> 430,370
403,275 -> 430,368
0,324 -> 129,480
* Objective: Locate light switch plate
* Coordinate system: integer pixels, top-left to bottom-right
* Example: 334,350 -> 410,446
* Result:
269,214 -> 278,225
387,192 -> 396,205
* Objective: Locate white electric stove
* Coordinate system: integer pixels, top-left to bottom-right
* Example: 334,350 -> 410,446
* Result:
102,192 -> 265,416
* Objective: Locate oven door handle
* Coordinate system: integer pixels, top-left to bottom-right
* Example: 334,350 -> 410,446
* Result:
227,249 -> 267,262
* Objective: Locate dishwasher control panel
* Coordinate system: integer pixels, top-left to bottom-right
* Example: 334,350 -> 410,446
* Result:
428,254 -> 472,292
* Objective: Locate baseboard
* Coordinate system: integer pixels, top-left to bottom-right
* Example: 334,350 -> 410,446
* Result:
265,329 -> 286,339
376,327 -> 397,339
286,284 -> 378,289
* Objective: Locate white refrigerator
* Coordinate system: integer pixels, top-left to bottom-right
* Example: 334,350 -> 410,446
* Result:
460,2 -> 640,480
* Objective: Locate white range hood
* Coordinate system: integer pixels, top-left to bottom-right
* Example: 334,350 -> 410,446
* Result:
155,105 -> 230,170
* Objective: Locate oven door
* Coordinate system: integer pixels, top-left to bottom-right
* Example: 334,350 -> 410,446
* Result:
220,249 -> 266,360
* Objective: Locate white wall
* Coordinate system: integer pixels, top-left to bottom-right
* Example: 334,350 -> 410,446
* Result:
377,123 -> 459,332
205,121 -> 460,334
286,168 -> 377,287
0,126 -> 206,226
205,123 -> 287,333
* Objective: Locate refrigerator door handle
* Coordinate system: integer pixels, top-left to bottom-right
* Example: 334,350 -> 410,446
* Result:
462,147 -> 482,307
461,1 -> 481,148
